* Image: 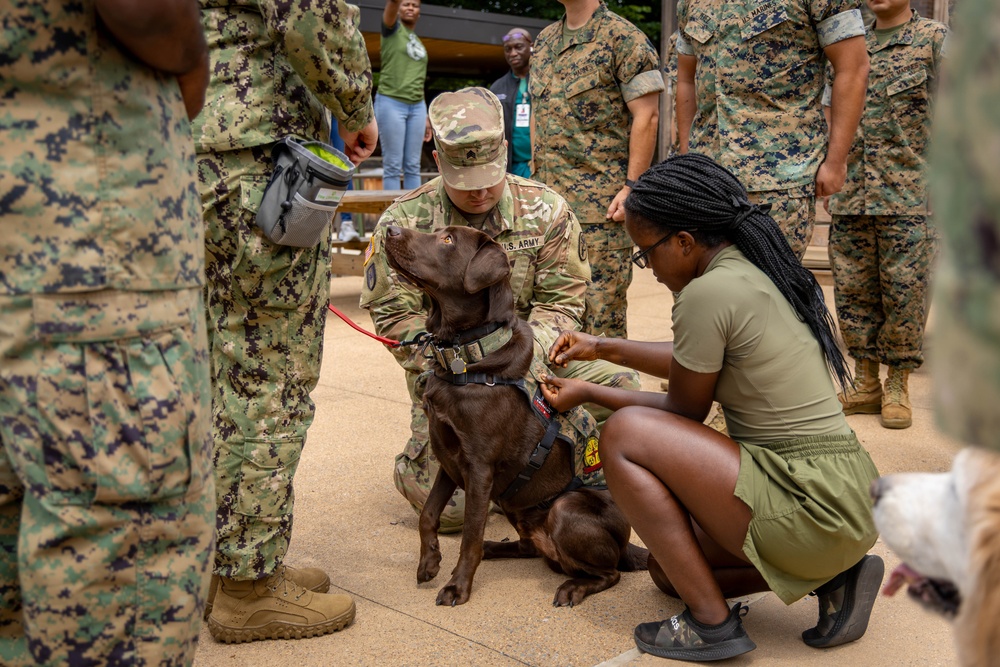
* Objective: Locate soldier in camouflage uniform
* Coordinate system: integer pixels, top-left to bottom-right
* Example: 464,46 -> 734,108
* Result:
530,0 -> 663,339
676,0 -> 870,259
824,0 -> 947,430
0,3 -> 214,665
192,0 -> 377,644
360,88 -> 639,532
930,0 -> 1000,450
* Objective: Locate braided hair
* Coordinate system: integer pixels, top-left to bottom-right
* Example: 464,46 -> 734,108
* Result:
624,153 -> 851,391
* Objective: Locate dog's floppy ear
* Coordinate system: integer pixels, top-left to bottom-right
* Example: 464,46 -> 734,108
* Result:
463,239 -> 510,293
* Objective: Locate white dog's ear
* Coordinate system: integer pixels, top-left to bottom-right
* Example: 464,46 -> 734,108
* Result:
464,240 -> 510,293
955,450 -> 1000,667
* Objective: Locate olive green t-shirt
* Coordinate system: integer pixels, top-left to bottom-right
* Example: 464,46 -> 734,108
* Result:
379,20 -> 427,104
671,246 -> 849,446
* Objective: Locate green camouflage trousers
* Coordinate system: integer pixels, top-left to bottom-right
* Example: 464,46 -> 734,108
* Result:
581,223 -> 633,338
748,188 -> 816,260
830,214 -> 935,369
0,289 -> 215,667
198,147 -> 331,580
395,358 -> 640,526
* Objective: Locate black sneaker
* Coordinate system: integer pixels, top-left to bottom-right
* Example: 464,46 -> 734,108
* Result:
802,554 -> 885,648
634,602 -> 757,662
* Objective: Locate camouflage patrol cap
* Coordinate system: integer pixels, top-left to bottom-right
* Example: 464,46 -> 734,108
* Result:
429,87 -> 507,190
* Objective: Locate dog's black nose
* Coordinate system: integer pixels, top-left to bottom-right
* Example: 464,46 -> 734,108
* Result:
870,477 -> 889,504
387,225 -> 401,237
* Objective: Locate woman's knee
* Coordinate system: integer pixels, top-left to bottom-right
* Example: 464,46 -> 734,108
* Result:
600,408 -> 640,455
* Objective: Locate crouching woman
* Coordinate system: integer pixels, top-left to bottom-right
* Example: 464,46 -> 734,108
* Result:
541,154 -> 881,662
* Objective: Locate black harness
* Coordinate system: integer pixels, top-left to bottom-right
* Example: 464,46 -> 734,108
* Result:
406,323 -> 592,504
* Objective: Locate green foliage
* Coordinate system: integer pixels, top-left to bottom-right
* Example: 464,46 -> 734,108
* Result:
441,1 -> 662,45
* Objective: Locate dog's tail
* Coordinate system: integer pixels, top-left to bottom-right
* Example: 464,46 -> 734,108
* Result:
618,543 -> 649,572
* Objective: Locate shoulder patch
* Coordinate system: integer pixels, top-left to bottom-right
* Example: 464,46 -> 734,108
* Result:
366,262 -> 377,291
579,234 -> 588,262
583,436 -> 602,473
364,238 -> 374,265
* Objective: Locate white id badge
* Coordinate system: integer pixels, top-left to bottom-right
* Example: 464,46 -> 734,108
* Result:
515,103 -> 530,128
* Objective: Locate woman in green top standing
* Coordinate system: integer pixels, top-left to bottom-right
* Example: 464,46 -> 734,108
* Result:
540,154 -> 883,663
377,0 -> 428,190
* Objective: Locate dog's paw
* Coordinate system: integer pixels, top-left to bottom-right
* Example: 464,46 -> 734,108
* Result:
417,557 -> 441,583
436,583 -> 471,606
553,582 -> 587,607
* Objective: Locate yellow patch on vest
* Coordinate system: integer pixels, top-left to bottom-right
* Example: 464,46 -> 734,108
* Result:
583,436 -> 602,473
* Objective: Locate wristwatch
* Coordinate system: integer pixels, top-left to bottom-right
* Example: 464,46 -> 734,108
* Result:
625,179 -> 637,189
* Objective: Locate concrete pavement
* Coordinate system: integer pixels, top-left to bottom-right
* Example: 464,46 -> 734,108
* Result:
192,266 -> 961,667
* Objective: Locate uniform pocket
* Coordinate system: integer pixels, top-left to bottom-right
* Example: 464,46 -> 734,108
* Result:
740,4 -> 790,42
235,438 -> 302,517
888,69 -> 930,138
565,66 -> 612,131
33,290 -> 205,506
37,329 -> 200,505
507,253 -> 533,309
684,11 -> 716,45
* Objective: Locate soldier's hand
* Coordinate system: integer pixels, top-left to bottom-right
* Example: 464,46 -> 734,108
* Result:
339,117 -> 379,165
815,159 -> 847,198
176,51 -> 209,120
548,330 -> 601,367
606,186 -> 629,222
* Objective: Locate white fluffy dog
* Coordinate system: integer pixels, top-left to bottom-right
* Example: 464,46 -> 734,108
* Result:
871,447 -> 1000,667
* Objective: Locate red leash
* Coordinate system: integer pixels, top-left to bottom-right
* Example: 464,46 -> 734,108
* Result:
327,303 -> 401,347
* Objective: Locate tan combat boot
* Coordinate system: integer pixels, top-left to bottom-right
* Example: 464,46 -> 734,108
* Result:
207,566 -> 355,643
881,367 -> 912,429
838,359 -> 882,414
204,564 -> 330,619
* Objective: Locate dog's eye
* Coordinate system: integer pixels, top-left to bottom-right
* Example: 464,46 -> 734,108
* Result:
443,235 -> 453,244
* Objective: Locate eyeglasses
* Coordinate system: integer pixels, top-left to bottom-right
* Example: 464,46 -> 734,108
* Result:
503,31 -> 530,42
631,232 -> 675,268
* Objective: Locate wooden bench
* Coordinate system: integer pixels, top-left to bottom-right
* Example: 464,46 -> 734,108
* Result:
329,189 -> 407,276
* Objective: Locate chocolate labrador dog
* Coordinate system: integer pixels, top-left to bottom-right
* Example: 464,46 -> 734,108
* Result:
383,224 -> 647,607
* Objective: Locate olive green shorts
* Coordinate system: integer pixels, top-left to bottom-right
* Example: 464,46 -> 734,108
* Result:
734,432 -> 880,604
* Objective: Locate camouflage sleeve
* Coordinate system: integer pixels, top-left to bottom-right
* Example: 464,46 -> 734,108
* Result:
809,0 -> 866,47
614,25 -> 664,102
526,201 -> 590,354
261,0 -> 374,133
622,70 -> 666,103
675,30 -> 695,57
358,213 -> 430,374
821,60 -> 835,106
934,25 -> 950,71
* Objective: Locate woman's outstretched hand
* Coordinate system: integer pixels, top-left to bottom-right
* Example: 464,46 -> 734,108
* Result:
548,331 -> 601,368
540,375 -> 590,412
